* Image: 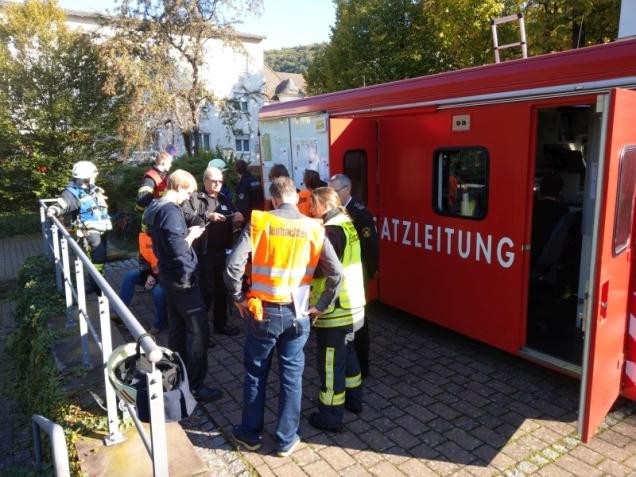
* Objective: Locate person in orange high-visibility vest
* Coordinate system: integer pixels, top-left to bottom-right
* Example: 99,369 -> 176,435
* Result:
117,226 -> 167,335
297,168 -> 326,216
224,176 -> 343,457
135,151 -> 174,212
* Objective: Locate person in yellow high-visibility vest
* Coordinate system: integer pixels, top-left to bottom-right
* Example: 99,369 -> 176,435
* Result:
224,177 -> 343,457
308,187 -> 366,433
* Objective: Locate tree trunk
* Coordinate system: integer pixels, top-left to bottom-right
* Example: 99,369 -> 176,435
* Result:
182,130 -> 193,157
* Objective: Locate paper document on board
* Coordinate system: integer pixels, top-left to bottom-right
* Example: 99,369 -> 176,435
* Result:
291,285 -> 311,320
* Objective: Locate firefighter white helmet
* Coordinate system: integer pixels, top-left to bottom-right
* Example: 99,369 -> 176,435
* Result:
72,161 -> 98,180
207,158 -> 227,171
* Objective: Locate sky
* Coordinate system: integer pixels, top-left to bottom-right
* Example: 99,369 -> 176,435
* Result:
56,0 -> 336,50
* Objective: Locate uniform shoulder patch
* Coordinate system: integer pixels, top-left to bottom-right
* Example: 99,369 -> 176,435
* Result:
362,227 -> 372,238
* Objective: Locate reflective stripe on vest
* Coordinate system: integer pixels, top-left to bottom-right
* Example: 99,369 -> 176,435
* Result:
249,210 -> 324,303
311,213 -> 366,328
144,168 -> 167,198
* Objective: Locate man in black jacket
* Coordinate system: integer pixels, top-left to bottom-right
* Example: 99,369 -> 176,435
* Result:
144,169 -> 222,402
329,174 -> 378,378
182,166 -> 244,337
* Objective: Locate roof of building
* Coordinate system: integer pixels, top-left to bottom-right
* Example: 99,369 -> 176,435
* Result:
264,63 -> 306,101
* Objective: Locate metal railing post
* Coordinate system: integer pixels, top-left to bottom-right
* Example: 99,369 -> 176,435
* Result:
32,414 -> 70,477
75,257 -> 91,369
148,369 -> 169,477
52,224 -> 62,292
60,237 -> 75,327
98,295 -> 124,445
39,204 -> 52,259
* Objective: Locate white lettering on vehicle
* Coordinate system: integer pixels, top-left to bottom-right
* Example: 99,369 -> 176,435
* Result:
379,216 -> 516,269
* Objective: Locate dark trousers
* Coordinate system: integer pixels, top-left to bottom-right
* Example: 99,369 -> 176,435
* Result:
315,327 -> 363,428
82,231 -> 107,293
162,283 -> 209,391
199,251 -> 229,331
355,317 -> 369,377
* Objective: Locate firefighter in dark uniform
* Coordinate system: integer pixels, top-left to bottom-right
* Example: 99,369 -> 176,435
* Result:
181,166 -> 244,336
47,161 -> 112,285
135,150 -> 174,212
234,159 -> 264,221
329,173 -> 378,378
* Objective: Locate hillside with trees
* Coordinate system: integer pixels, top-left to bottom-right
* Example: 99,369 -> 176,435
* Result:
265,43 -> 325,74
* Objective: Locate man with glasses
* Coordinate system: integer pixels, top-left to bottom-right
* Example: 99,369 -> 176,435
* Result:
182,166 -> 244,338
144,169 -> 223,402
329,174 -> 379,378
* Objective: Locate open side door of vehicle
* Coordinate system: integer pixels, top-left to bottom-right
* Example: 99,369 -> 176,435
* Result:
578,89 -> 636,442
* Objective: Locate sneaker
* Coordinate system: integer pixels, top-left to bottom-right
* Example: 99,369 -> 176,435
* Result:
192,386 -> 223,402
308,412 -> 343,433
277,435 -> 301,457
213,325 -> 240,336
231,426 -> 261,451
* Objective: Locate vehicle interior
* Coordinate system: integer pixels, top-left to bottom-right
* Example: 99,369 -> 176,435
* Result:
525,104 -> 599,370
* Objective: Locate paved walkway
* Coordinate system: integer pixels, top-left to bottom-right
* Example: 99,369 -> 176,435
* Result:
2,233 -> 636,476
107,258 -> 636,477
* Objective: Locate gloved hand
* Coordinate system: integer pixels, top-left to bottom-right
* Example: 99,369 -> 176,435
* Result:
46,207 -> 58,218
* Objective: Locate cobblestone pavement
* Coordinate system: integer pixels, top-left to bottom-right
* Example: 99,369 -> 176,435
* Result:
106,258 -> 636,477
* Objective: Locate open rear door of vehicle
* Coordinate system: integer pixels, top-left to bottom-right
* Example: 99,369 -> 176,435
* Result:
578,89 -> 636,442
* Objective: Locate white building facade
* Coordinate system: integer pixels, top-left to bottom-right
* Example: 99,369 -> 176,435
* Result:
64,8 -> 265,163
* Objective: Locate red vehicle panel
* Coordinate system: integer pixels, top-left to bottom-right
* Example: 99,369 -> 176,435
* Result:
580,88 -> 636,441
376,104 -> 532,353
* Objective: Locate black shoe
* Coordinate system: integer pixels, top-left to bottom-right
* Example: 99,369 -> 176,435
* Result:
193,386 -> 223,402
214,325 -> 240,336
345,402 -> 363,414
308,412 -> 342,433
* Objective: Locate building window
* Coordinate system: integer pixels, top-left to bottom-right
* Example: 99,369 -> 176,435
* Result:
433,147 -> 489,219
343,149 -> 368,204
199,133 -> 210,150
235,136 -> 249,152
240,100 -> 248,112
613,145 -> 636,255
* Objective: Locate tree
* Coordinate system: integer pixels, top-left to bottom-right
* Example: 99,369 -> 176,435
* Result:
265,43 -> 325,74
0,0 -> 121,211
306,0 -> 619,95
101,0 -> 263,156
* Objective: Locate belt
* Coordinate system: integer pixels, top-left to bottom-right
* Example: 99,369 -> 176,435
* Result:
261,300 -> 293,307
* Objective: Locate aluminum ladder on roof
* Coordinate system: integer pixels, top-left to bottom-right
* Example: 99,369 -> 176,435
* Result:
491,13 -> 528,63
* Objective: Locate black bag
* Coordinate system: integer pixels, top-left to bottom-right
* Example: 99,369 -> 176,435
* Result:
114,334 -> 197,422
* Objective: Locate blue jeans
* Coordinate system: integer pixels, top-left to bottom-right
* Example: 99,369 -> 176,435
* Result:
119,269 -> 167,330
238,303 -> 310,451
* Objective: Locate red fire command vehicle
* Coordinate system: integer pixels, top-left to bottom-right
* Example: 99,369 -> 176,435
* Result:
257,38 -> 636,441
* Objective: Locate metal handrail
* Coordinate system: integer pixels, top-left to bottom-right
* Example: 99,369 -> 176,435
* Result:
38,200 -> 169,476
32,414 -> 70,477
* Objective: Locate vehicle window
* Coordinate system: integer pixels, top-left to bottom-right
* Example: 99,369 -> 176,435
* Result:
434,147 -> 489,219
613,145 -> 636,256
344,149 -> 368,204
